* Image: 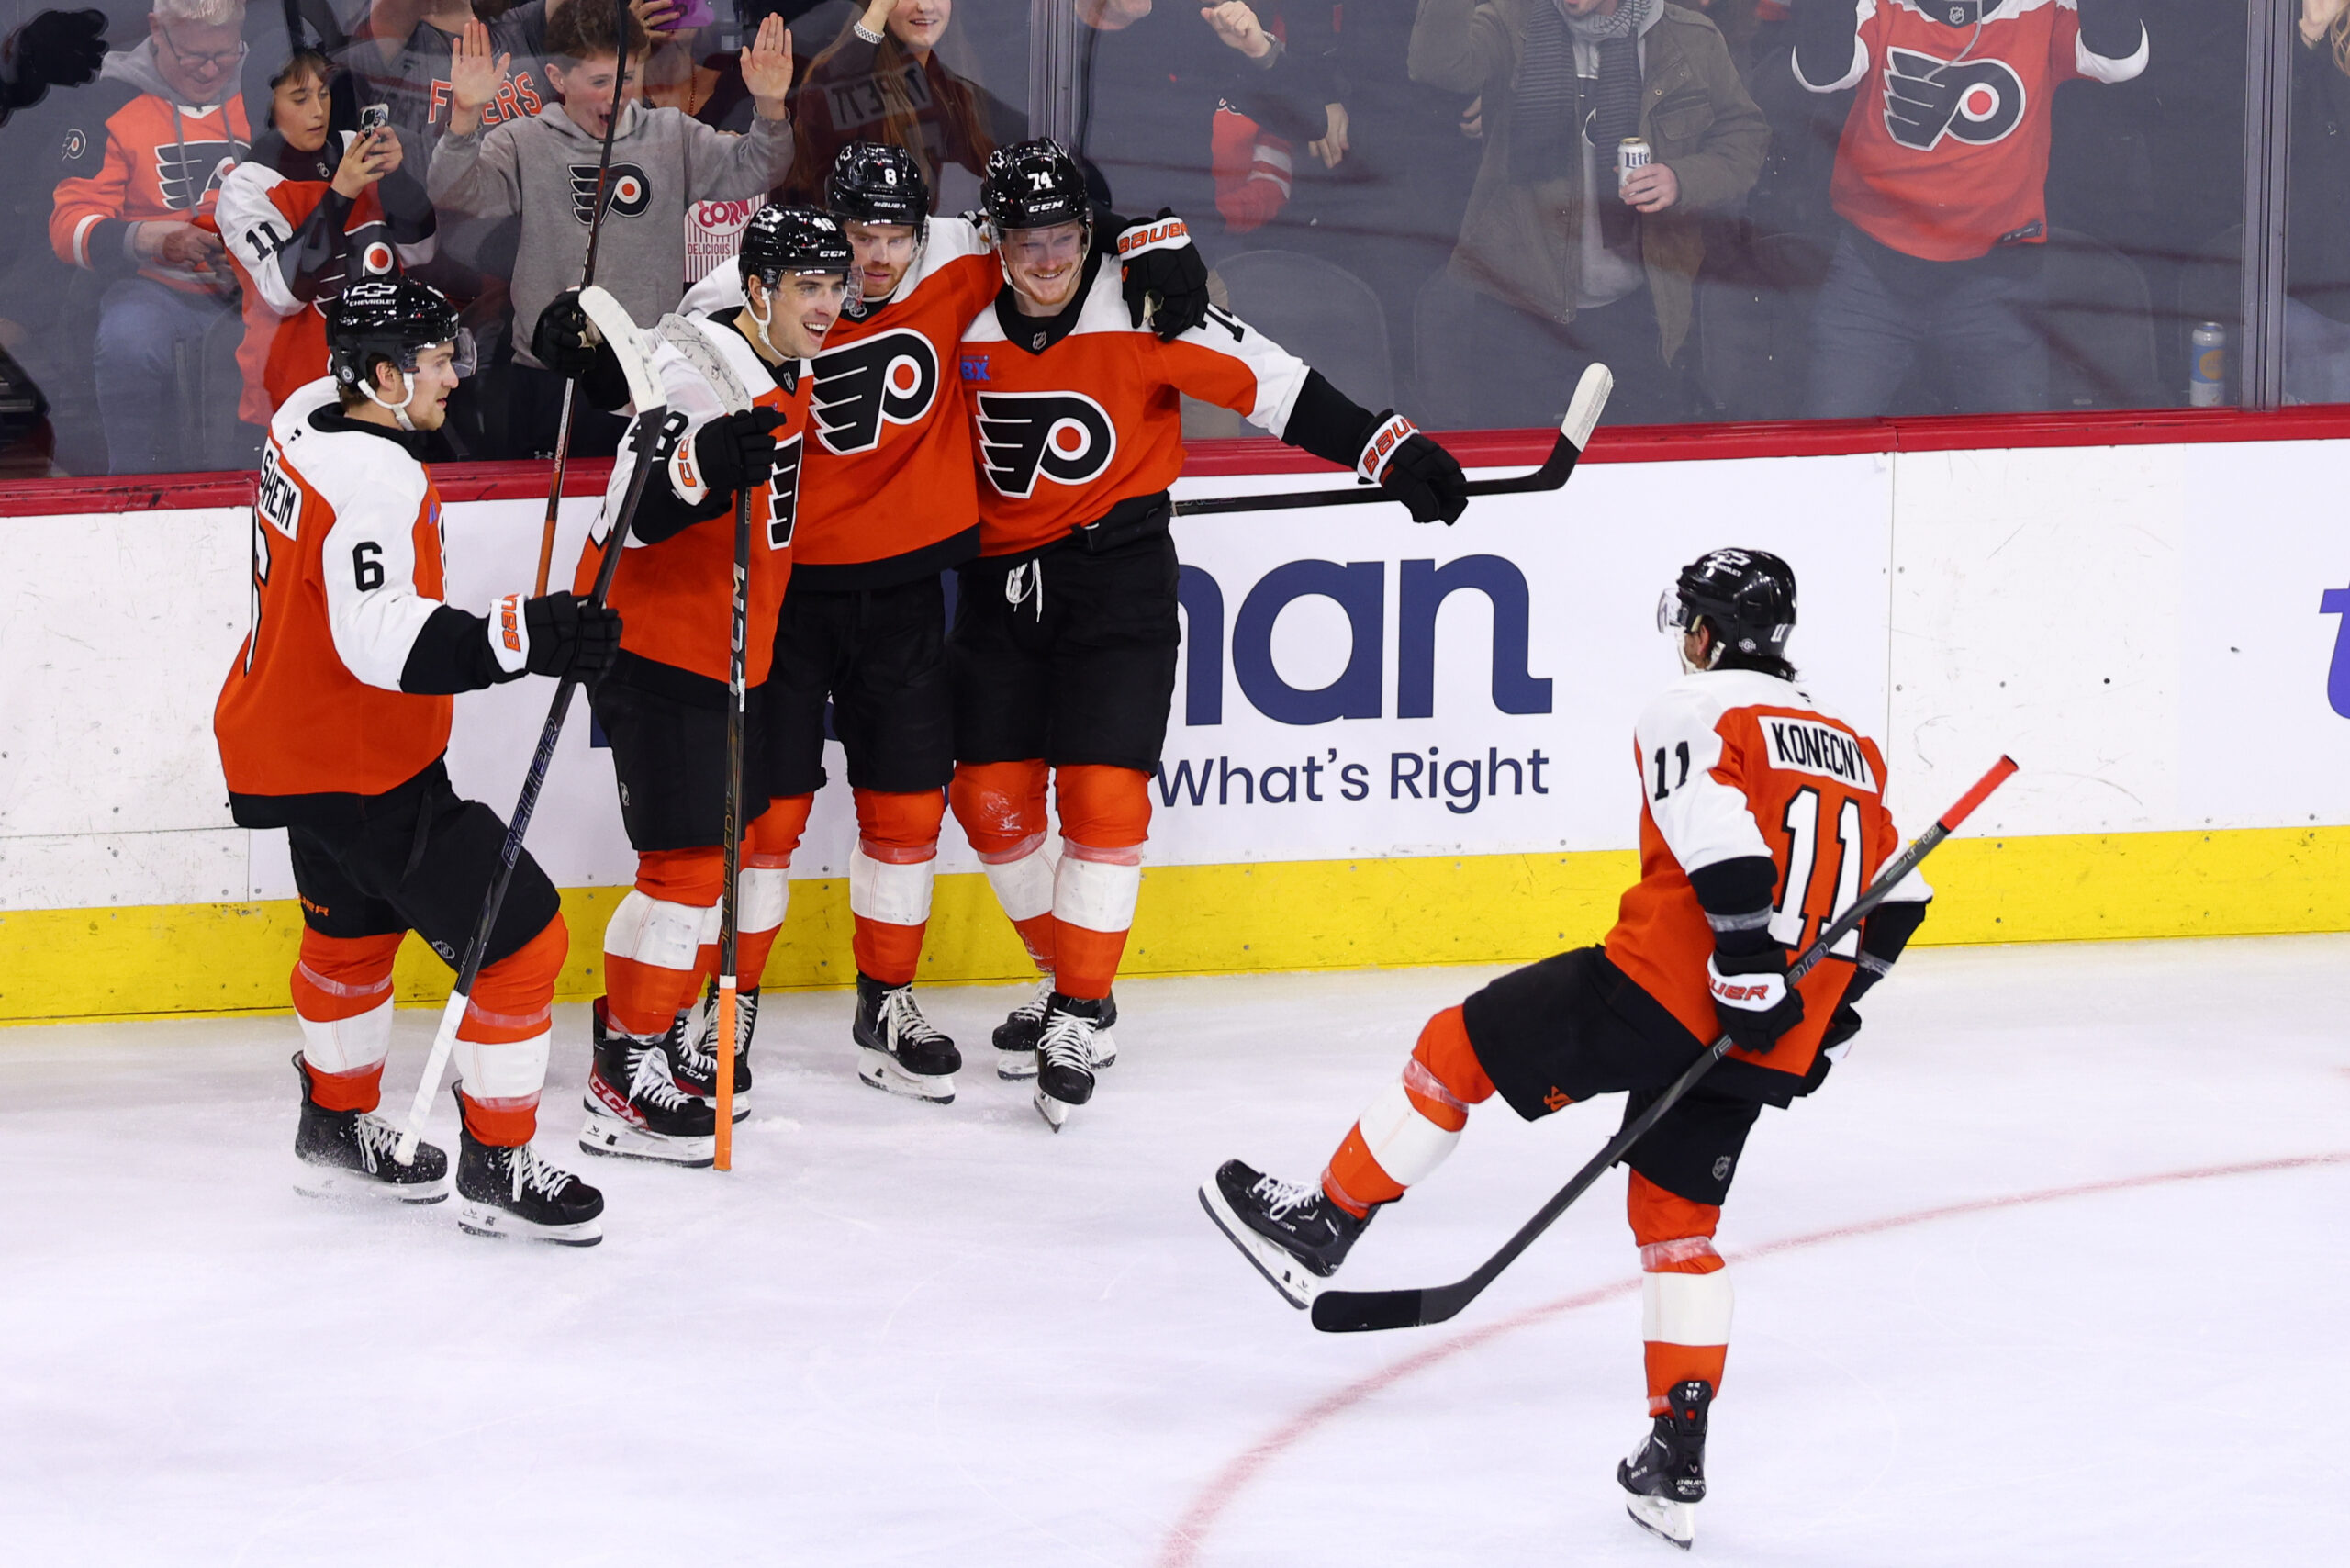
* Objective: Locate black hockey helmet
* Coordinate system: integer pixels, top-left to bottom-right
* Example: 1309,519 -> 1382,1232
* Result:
1659,547 -> 1798,661
327,277 -> 471,395
826,140 -> 928,229
979,139 -> 1091,237
739,203 -> 853,286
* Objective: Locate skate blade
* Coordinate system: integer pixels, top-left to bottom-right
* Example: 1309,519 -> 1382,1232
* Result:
1090,1026 -> 1117,1070
857,1048 -> 957,1104
455,1199 -> 603,1247
292,1159 -> 450,1205
576,1108 -> 716,1168
1032,1087 -> 1075,1132
1197,1182 -> 1316,1309
996,1047 -> 1038,1081
1624,1495 -> 1695,1551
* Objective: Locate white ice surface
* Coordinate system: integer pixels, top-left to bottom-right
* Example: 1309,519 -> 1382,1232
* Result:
2,935 -> 2345,1566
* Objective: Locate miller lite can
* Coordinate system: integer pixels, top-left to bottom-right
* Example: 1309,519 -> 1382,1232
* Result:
2188,321 -> 2226,407
1617,137 -> 1651,183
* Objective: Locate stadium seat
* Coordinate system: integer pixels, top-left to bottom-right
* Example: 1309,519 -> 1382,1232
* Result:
2036,227 -> 2160,410
1215,249 -> 1396,415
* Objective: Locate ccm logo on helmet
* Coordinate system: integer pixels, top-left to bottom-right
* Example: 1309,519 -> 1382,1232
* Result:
570,162 -> 651,223
812,330 -> 940,454
976,391 -> 1116,498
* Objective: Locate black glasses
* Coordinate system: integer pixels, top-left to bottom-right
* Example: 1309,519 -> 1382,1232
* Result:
159,26 -> 242,71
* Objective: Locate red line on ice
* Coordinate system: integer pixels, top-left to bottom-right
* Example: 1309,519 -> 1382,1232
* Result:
1155,1150 -> 2350,1568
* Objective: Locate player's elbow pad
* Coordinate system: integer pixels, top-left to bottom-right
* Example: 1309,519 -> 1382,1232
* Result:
1688,856 -> 1780,957
397,604 -> 514,694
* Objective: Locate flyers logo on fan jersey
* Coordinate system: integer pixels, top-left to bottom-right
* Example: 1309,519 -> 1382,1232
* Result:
975,391 -> 1116,498
156,140 -> 240,210
1881,49 -> 2026,151
570,162 -> 650,224
811,329 -> 940,454
767,433 -> 803,547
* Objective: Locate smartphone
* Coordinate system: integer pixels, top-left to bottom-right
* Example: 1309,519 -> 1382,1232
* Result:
358,104 -> 390,135
670,0 -> 716,29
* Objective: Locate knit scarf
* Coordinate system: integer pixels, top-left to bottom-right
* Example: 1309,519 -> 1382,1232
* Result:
1513,0 -> 1651,245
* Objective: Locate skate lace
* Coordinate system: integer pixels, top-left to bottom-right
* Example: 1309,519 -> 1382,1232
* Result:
506,1144 -> 574,1202
670,1012 -> 718,1079
629,1043 -> 699,1111
1036,1010 -> 1093,1071
1248,1173 -> 1322,1221
692,986 -> 755,1059
352,1113 -> 403,1171
879,985 -> 950,1046
1011,975 -> 1053,1025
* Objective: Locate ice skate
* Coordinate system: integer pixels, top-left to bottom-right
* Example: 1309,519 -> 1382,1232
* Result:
1031,993 -> 1109,1130
1199,1158 -> 1371,1308
455,1090 -> 604,1245
290,1053 -> 450,1204
853,973 -> 959,1103
996,974 -> 1117,1079
1618,1379 -> 1711,1550
579,1001 -> 718,1166
673,981 -> 755,1122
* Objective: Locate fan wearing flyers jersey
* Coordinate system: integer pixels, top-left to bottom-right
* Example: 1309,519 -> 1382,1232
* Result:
670,140 -> 1214,1105
952,140 -> 1468,1132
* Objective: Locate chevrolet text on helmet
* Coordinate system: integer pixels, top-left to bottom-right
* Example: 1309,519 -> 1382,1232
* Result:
326,277 -> 474,426
1659,548 -> 1798,668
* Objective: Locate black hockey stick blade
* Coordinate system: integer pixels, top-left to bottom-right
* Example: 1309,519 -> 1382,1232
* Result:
1308,755 -> 2020,1334
1169,363 -> 1613,518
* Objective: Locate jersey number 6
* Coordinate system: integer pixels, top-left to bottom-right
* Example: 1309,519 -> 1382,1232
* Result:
352,540 -> 385,592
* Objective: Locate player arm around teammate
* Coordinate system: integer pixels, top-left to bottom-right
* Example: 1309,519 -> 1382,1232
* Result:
948,140 -> 1471,1131
212,279 -> 619,1244
1199,549 -> 1931,1550
573,207 -> 849,1162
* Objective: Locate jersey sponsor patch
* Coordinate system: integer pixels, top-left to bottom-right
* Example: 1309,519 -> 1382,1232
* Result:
975,390 -> 1115,498
571,162 -> 651,224
811,329 -> 939,454
1882,49 -> 2026,151
1761,717 -> 1880,792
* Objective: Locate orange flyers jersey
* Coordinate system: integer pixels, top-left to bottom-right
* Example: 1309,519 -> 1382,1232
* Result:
579,310 -> 811,687
215,377 -> 454,806
957,261 -> 1314,558
683,218 -> 996,580
1603,668 -> 1932,1084
50,89 -> 250,288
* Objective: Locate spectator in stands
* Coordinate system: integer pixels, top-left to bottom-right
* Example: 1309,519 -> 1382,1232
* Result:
47,0 -> 252,473
788,0 -> 1020,212
427,1 -> 795,456
2288,0 -> 2350,403
353,0 -> 562,140
214,48 -> 435,434
1410,0 -> 1768,426
1792,0 -> 2147,416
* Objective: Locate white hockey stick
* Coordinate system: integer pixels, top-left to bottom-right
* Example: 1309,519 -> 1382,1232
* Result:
394,288 -> 666,1165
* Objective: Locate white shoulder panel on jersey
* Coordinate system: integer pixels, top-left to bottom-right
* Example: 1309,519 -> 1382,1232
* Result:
274,385 -> 439,692
1165,302 -> 1314,434
216,161 -> 303,316
960,262 -> 1131,347
1634,670 -> 1785,876
680,263 -> 744,317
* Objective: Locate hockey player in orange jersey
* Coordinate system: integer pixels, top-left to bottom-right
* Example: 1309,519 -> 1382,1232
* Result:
672,140 -> 1213,1107
952,140 -> 1472,1130
560,206 -> 848,1164
1202,550 -> 1935,1549
214,278 -> 619,1244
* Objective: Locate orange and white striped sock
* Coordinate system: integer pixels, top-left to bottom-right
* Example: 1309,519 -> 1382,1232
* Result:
1628,1171 -> 1731,1414
1320,1004 -> 1495,1217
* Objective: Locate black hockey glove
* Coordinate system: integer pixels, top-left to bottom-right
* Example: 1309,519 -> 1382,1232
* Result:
1115,210 -> 1210,342
522,592 -> 621,680
1359,412 -> 1469,525
531,287 -> 631,411
689,406 -> 788,498
1707,944 -> 1805,1055
1,10 -> 106,113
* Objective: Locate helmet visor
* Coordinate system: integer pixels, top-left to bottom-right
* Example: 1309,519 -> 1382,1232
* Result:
1657,587 -> 1698,637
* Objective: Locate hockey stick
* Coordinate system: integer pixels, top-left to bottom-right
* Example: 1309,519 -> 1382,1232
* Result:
531,0 -> 634,595
1309,754 -> 2020,1333
1168,363 -> 1612,519
649,315 -> 758,1170
394,288 -> 666,1166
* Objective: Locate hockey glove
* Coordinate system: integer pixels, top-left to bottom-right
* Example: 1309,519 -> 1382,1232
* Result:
1116,210 -> 1210,342
530,287 -> 631,410
1,10 -> 106,112
522,592 -> 621,680
1819,1001 -> 1863,1062
1359,412 -> 1470,525
1707,945 -> 1805,1055
688,406 -> 788,498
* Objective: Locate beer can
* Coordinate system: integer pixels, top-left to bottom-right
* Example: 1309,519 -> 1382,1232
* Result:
1617,138 -> 1651,182
2188,321 -> 2226,408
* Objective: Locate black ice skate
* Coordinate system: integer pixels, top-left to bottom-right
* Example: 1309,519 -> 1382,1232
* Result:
1618,1378 -> 1712,1550
1199,1158 -> 1371,1308
672,981 -> 755,1123
995,974 -> 1117,1080
579,1001 -> 718,1166
1030,992 -> 1110,1130
291,1054 -> 450,1204
853,973 -> 960,1103
454,1089 -> 605,1246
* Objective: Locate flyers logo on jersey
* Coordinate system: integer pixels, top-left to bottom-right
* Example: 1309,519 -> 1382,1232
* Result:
1762,718 -> 1879,791
975,391 -> 1116,498
571,162 -> 651,224
1882,50 -> 2025,151
767,433 -> 803,548
812,330 -> 939,454
154,140 -> 240,210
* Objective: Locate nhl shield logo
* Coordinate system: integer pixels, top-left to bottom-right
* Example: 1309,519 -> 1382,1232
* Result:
1711,1155 -> 1734,1182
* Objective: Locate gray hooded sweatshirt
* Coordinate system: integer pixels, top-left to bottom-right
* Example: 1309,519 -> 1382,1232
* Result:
428,99 -> 790,367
